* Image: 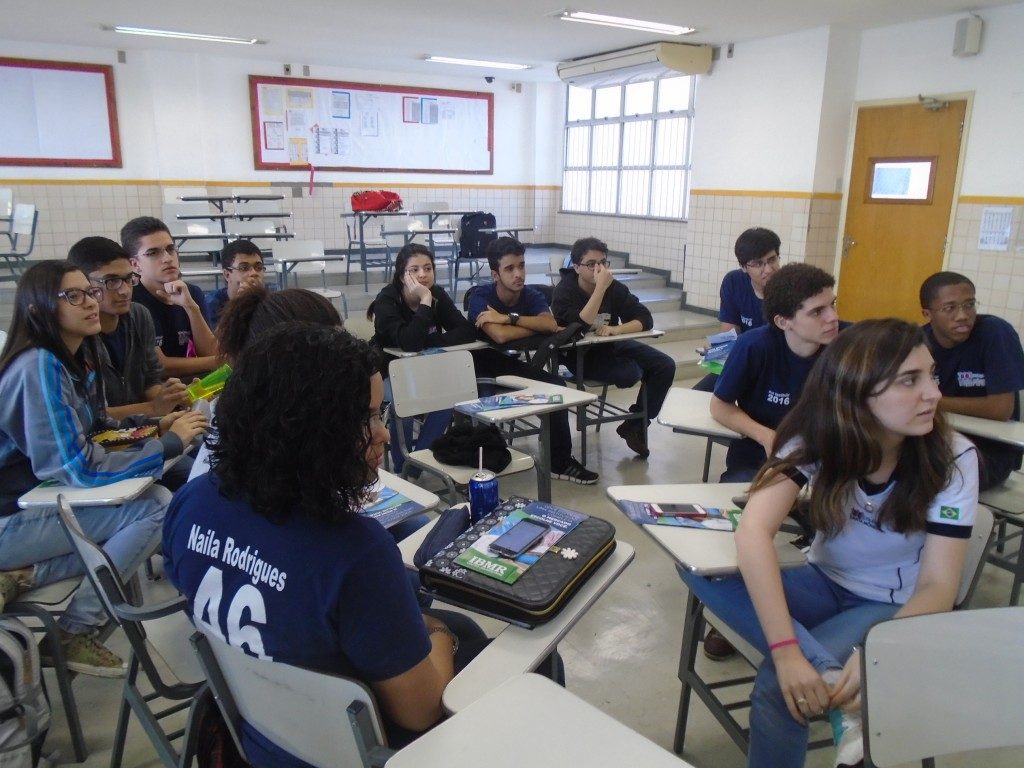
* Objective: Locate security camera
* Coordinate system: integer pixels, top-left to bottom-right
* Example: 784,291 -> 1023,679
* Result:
484,76 -> 495,84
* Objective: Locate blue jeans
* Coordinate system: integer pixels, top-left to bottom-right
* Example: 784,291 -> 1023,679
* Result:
0,486 -> 169,634
568,339 -> 676,420
678,564 -> 900,768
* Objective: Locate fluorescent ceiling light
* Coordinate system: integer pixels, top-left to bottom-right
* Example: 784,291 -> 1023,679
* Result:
425,55 -> 530,70
107,25 -> 265,45
558,11 -> 694,36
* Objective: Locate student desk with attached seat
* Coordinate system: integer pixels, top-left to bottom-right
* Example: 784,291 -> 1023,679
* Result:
606,483 -> 806,755
397,513 -> 634,715
387,673 -> 690,768
657,388 -> 741,482
948,412 -> 1024,604
457,376 -> 597,502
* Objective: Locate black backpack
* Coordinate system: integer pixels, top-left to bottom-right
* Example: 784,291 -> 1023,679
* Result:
458,211 -> 497,261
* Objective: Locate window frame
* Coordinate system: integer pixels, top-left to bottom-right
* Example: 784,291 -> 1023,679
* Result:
561,75 -> 696,221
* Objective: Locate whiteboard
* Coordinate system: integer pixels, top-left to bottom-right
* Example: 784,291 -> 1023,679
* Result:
249,75 -> 493,174
0,57 -> 121,167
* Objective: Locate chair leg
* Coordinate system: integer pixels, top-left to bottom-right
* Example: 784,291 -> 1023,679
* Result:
110,676 -> 134,768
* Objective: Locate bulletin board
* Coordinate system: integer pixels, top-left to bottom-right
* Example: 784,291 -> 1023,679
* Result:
0,57 -> 122,168
248,75 -> 493,174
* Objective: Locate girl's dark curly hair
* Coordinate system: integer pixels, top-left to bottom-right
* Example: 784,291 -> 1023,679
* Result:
209,322 -> 379,524
216,287 -> 342,361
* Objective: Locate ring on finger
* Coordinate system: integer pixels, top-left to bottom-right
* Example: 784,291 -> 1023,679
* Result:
795,697 -> 808,706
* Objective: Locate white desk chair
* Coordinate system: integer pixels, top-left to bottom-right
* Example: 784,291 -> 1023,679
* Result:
272,239 -> 348,318
191,631 -> 393,768
389,350 -> 540,504
56,497 -> 206,768
162,202 -> 224,262
345,222 -> 393,292
675,504 -> 996,758
423,202 -> 459,292
0,188 -> 12,227
861,606 -> 1024,767
0,203 -> 38,279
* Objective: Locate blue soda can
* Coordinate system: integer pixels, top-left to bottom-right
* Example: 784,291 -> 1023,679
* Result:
469,470 -> 499,523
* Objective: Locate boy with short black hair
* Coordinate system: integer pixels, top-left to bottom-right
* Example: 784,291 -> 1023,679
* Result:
720,227 -> 782,333
205,239 -> 266,327
121,216 -> 218,377
712,263 -> 841,482
920,271 -> 1024,489
551,236 -> 675,458
467,237 -> 598,485
66,236 -> 189,419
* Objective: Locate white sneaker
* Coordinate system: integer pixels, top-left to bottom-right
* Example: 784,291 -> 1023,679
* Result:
829,707 -> 864,768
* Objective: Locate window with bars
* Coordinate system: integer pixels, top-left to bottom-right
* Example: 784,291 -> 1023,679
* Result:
561,75 -> 695,219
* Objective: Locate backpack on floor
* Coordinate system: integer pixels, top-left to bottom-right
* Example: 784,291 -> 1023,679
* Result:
0,618 -> 51,767
458,212 -> 497,261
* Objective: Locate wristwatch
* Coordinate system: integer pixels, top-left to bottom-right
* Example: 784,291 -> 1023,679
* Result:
428,625 -> 459,655
508,312 -> 520,326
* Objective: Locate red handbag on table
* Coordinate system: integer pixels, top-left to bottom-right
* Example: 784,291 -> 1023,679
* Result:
350,190 -> 403,212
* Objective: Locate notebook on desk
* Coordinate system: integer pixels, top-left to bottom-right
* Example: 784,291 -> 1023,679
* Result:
617,499 -> 741,531
360,483 -> 425,529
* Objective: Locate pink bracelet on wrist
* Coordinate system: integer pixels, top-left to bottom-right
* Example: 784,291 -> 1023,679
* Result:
768,637 -> 799,652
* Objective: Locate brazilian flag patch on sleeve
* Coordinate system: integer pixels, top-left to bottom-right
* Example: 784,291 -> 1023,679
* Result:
939,506 -> 961,520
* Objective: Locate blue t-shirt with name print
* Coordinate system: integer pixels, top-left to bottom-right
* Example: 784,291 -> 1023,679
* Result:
719,269 -> 764,332
714,325 -> 824,473
163,473 -> 430,768
925,313 -> 1024,468
467,283 -> 551,325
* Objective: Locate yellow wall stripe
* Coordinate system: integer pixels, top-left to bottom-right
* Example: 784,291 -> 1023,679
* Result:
958,195 -> 1024,205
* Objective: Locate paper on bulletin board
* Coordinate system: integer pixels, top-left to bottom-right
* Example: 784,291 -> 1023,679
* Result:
250,75 -> 493,173
263,121 -> 285,150
978,207 -> 1013,252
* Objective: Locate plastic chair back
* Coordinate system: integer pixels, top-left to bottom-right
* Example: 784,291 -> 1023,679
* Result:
273,239 -> 327,275
0,188 -> 12,220
956,503 -> 994,607
389,350 -> 478,418
11,204 -> 36,237
191,632 -> 392,768
862,607 -> 1024,766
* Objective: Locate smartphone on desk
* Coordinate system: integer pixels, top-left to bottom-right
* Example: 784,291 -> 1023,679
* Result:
489,518 -> 549,559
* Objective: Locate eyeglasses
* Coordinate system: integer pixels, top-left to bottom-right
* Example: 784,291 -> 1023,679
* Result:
90,273 -> 141,291
226,263 -> 266,274
365,402 -> 390,432
934,300 -> 978,316
140,244 -> 178,258
58,287 -> 105,306
745,254 -> 781,271
579,259 -> 609,270
405,265 -> 435,275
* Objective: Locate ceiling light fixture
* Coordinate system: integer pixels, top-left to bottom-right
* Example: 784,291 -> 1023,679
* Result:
558,11 -> 694,36
425,55 -> 530,70
105,25 -> 265,45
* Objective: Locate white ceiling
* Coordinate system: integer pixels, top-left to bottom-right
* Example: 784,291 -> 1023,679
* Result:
3,0 -> 1017,82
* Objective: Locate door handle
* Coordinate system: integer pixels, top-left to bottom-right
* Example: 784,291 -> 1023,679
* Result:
842,236 -> 857,257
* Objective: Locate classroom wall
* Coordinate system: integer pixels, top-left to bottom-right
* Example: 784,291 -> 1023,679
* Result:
856,3 -> 1024,332
0,38 -> 549,259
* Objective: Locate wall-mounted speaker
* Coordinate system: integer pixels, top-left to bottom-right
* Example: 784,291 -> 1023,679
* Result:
953,15 -> 983,57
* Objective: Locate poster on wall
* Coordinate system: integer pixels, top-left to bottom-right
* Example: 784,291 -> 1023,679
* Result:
249,74 -> 493,173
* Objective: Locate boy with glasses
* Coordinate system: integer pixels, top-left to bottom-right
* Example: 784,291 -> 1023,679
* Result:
206,239 -> 267,327
720,227 -> 782,334
67,237 -> 190,419
121,216 -> 219,377
468,237 -> 598,485
921,271 -> 1024,489
552,237 -> 675,458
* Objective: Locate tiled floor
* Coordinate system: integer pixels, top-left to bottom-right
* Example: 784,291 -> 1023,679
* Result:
37,381 -> 1023,767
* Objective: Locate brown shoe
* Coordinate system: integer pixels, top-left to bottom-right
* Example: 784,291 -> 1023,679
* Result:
0,572 -> 22,613
616,420 -> 650,458
703,626 -> 736,661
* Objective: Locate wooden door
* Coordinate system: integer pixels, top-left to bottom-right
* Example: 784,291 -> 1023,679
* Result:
839,100 -> 966,321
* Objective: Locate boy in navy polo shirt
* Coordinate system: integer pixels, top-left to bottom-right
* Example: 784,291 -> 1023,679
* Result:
467,237 -> 598,485
695,228 -> 783,392
719,227 -> 782,333
121,216 -> 219,378
206,239 -> 267,327
712,263 -> 840,482
921,271 -> 1024,489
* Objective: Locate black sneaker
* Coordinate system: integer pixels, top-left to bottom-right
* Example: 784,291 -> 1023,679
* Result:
616,420 -> 650,459
551,457 -> 599,485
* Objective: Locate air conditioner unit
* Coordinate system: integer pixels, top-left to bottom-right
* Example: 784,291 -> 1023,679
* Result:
558,42 -> 712,88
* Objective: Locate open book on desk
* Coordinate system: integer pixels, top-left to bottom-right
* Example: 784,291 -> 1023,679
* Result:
361,483 -> 426,529
618,500 -> 741,531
